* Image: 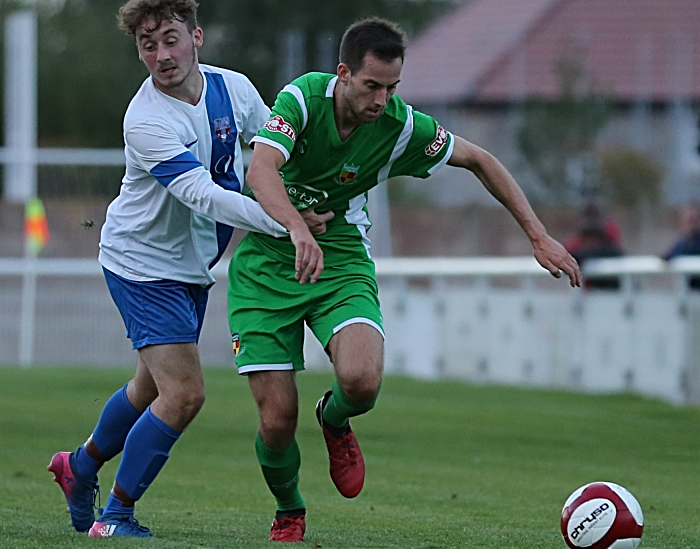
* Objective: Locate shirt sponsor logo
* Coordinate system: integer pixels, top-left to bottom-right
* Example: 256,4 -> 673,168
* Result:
214,116 -> 232,143
336,163 -> 360,185
264,115 -> 296,142
425,126 -> 448,157
214,155 -> 233,174
287,184 -> 328,211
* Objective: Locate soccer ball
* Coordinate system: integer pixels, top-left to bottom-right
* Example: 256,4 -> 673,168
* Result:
561,482 -> 644,549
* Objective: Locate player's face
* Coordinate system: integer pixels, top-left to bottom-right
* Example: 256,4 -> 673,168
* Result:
340,52 -> 402,124
136,17 -> 203,94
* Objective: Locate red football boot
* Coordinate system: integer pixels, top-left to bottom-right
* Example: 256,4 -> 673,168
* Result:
269,514 -> 306,542
315,392 -> 365,498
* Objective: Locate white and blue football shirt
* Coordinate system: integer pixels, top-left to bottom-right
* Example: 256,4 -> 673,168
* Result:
99,64 -> 287,285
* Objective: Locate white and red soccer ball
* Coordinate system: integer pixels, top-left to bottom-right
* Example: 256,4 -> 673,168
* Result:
561,482 -> 644,549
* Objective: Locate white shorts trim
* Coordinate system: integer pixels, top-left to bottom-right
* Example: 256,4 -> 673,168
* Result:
237,362 -> 295,376
332,317 -> 385,339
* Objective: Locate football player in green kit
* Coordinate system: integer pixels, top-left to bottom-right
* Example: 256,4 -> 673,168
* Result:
228,18 -> 582,542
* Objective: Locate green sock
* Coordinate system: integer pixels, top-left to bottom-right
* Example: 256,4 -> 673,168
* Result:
255,433 -> 305,512
322,379 -> 377,429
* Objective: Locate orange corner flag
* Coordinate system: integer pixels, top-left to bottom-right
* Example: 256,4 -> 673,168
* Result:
25,198 -> 50,256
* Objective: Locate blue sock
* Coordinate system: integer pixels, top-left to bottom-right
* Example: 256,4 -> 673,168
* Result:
73,446 -> 98,480
107,407 -> 180,513
102,495 -> 134,518
74,383 -> 142,480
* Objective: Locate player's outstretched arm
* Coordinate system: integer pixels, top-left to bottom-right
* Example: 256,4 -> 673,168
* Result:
167,174 -> 288,237
447,135 -> 581,287
125,121 -> 290,239
246,143 -> 325,284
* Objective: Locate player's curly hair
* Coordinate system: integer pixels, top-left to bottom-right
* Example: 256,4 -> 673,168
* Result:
117,0 -> 199,35
339,18 -> 407,73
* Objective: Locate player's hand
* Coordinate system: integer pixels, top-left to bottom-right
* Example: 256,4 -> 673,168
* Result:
532,235 -> 582,287
289,225 -> 324,284
300,207 -> 335,236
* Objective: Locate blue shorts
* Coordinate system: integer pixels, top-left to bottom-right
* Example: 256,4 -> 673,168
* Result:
103,267 -> 209,350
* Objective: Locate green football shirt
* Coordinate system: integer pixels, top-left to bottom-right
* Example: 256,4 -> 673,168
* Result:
248,72 -> 454,266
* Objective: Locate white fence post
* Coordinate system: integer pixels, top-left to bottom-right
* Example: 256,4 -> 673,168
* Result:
18,256 -> 37,367
3,10 -> 37,203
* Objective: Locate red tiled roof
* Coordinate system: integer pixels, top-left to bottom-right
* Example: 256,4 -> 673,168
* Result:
398,0 -> 700,104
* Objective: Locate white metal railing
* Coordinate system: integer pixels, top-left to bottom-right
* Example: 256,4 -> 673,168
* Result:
0,147 -> 124,166
2,255 -> 700,366
373,255 -> 698,277
2,254 -> 699,278
0,147 -> 253,166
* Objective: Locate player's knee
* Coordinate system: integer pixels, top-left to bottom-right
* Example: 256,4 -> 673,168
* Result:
259,405 -> 297,439
342,373 -> 382,406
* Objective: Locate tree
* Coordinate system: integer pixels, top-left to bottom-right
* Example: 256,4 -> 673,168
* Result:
516,53 -> 611,203
4,0 -> 461,148
36,0 -> 148,147
597,148 -> 663,207
196,0 -> 462,103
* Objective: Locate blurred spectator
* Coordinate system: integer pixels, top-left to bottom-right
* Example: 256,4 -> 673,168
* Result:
565,199 -> 622,255
570,221 -> 624,290
663,203 -> 700,289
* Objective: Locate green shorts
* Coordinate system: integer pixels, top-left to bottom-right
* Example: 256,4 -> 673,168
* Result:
227,235 -> 384,374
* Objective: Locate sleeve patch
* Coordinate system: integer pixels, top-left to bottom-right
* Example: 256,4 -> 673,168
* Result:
263,115 -> 296,142
425,126 -> 448,157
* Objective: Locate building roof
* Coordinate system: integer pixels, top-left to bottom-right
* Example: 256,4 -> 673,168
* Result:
398,0 -> 700,104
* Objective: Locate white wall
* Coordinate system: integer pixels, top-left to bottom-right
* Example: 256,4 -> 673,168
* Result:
302,276 -> 699,406
2,259 -> 700,406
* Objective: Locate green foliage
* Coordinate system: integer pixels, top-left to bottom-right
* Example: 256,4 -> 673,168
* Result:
2,0 -> 459,148
196,0 -> 459,102
1,367 -> 700,548
597,148 -> 664,207
35,0 -> 149,148
516,56 -> 611,203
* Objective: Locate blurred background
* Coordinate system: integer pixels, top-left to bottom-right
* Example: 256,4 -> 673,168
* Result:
2,0 -> 700,407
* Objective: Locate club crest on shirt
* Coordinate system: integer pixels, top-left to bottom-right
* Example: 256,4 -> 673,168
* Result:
232,333 -> 243,356
264,115 -> 296,142
336,163 -> 360,185
214,116 -> 232,142
425,126 -> 448,157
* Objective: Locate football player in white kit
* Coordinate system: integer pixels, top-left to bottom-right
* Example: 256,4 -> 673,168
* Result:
47,0 -> 326,538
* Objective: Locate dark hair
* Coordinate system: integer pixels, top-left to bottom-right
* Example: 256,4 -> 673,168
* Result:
339,18 -> 407,73
118,0 -> 199,35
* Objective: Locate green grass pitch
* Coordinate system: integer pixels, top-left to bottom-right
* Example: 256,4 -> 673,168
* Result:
1,367 -> 699,548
